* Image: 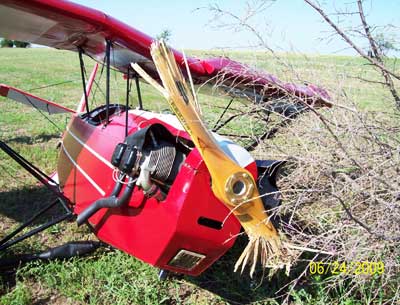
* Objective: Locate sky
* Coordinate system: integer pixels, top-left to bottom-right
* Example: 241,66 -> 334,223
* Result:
72,0 -> 399,55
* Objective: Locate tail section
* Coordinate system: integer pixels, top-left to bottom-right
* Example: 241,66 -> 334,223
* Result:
0,84 -> 75,115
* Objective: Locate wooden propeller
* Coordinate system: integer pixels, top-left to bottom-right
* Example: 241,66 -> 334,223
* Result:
131,40 -> 287,277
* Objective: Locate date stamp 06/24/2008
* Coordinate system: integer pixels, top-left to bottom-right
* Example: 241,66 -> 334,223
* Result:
309,261 -> 385,276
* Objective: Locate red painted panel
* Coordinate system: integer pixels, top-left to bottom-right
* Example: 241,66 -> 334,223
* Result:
0,84 -> 10,97
58,111 -> 245,275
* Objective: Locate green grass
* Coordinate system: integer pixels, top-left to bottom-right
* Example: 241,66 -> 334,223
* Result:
189,49 -> 399,112
0,48 -> 397,304
22,251 -> 173,305
0,282 -> 31,305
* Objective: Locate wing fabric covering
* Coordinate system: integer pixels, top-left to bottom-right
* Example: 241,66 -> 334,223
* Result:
0,0 -> 330,105
0,84 -> 75,114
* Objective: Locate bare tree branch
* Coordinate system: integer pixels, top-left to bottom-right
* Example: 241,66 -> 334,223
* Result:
356,0 -> 400,109
304,0 -> 400,83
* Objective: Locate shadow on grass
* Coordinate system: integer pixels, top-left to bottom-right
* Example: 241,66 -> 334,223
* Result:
0,186 -> 69,293
0,186 -> 62,225
5,133 -> 61,145
186,235 -> 313,304
0,185 -> 71,258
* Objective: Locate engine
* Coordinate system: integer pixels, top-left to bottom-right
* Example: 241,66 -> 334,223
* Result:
110,124 -> 187,201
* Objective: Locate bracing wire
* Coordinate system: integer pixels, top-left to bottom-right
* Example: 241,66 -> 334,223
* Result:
28,79 -> 78,92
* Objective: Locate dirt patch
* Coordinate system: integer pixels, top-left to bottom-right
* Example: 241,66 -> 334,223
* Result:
27,280 -> 80,305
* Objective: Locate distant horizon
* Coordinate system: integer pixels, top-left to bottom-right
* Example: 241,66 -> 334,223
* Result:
1,44 -> 393,60
7,45 -> 373,59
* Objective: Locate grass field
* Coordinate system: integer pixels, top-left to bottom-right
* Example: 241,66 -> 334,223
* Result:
0,48 -> 397,305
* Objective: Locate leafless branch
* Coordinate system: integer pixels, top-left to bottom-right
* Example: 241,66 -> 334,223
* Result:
304,0 -> 400,82
356,0 -> 400,108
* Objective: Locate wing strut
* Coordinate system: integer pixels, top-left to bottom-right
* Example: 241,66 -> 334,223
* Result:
135,74 -> 143,110
76,63 -> 99,113
78,47 -> 90,115
125,65 -> 132,137
105,40 -> 112,125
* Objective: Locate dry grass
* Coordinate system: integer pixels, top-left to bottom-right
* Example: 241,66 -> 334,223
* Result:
194,46 -> 400,303
248,88 -> 400,303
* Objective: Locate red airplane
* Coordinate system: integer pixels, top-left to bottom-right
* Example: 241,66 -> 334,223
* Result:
0,0 -> 330,277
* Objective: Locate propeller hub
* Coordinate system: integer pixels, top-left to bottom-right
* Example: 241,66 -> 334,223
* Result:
225,172 -> 254,206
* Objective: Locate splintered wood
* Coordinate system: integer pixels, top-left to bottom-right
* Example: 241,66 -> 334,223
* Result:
131,40 -> 292,278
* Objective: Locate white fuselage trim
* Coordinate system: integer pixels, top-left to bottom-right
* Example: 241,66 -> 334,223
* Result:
61,143 -> 106,196
66,126 -> 114,169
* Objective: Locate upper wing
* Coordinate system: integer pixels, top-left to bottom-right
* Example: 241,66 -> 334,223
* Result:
0,0 -> 330,105
0,0 -> 204,78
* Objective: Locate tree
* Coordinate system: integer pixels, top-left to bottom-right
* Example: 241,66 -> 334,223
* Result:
303,0 -> 400,109
374,33 -> 399,56
0,39 -> 30,48
0,39 -> 14,48
156,29 -> 172,42
13,40 -> 30,48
